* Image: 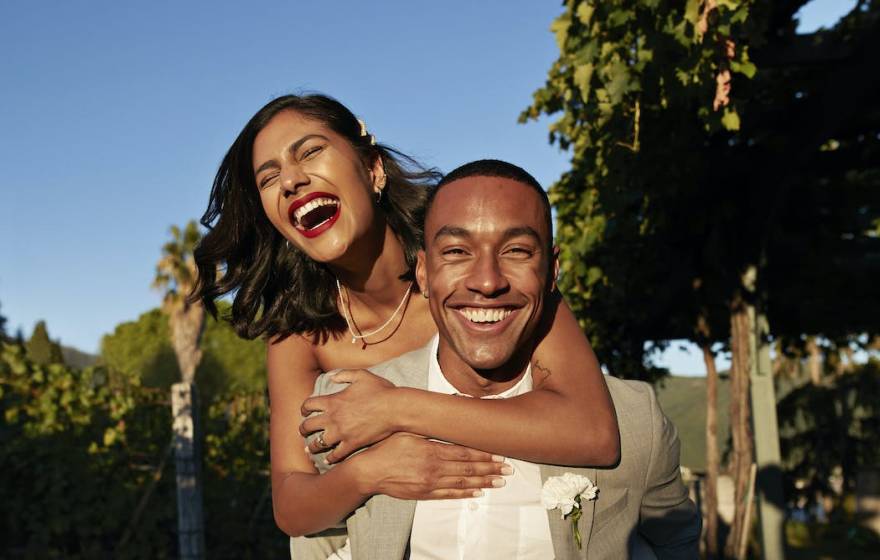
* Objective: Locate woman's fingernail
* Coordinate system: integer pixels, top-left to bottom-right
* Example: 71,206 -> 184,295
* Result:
492,455 -> 505,462
491,478 -> 506,487
472,490 -> 484,497
501,465 -> 514,475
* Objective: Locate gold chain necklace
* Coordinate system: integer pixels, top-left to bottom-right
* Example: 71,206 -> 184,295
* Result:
336,279 -> 413,346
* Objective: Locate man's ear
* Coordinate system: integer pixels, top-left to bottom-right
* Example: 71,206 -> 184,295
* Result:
415,249 -> 428,296
550,245 -> 560,293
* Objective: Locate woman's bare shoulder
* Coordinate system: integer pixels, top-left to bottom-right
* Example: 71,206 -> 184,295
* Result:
267,333 -> 322,378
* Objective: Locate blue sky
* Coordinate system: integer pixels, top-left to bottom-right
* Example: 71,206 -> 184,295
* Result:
0,0 -> 854,374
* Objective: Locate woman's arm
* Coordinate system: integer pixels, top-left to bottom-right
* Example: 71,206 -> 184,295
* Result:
268,335 -> 508,537
302,299 -> 620,467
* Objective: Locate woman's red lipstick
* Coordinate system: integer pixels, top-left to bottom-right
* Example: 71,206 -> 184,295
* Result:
288,191 -> 341,238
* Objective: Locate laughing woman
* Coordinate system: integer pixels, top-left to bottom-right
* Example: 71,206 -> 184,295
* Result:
191,94 -> 619,550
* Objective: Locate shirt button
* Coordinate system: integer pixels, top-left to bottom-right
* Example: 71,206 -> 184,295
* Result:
468,502 -> 479,511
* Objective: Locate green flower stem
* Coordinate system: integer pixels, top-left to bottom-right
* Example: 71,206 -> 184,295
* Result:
566,495 -> 584,550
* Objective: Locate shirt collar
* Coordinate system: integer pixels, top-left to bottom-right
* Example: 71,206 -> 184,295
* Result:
426,334 -> 533,399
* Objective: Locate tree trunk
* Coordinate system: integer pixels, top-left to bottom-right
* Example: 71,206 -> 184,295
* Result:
725,294 -> 753,558
806,336 -> 822,385
703,343 -> 720,558
170,303 -> 205,384
172,382 -> 206,559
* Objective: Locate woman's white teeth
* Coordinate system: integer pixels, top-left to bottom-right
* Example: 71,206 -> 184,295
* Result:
460,308 -> 512,323
294,197 -> 338,225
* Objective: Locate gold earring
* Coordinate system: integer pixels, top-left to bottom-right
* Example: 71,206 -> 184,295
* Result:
374,174 -> 387,203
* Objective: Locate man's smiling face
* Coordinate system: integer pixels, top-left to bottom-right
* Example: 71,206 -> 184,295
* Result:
416,175 -> 557,374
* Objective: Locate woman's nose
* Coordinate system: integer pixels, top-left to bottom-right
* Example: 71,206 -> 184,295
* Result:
280,165 -> 310,196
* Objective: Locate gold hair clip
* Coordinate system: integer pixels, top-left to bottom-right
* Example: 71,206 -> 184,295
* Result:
357,118 -> 377,145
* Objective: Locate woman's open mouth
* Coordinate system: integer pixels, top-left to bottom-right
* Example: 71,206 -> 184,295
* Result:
288,192 -> 341,238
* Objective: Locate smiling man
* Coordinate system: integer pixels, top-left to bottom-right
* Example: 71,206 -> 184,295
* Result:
305,160 -> 700,559
418,161 -> 557,396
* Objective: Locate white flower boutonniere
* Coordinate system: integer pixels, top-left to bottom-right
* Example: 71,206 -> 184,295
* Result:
541,472 -> 598,550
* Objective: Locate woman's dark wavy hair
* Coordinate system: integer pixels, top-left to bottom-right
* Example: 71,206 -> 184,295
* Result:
191,94 -> 440,341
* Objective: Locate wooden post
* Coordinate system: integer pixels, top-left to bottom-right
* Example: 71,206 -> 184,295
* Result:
748,309 -> 786,560
738,463 -> 758,560
171,382 -> 206,559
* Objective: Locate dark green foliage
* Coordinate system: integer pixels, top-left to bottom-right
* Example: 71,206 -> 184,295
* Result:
60,345 -> 99,369
0,341 -> 288,558
202,392 -> 282,557
1,341 -> 175,558
523,0 -> 880,380
778,360 -> 880,510
26,320 -> 65,366
101,303 -> 266,399
101,309 -> 179,389
0,301 -> 7,340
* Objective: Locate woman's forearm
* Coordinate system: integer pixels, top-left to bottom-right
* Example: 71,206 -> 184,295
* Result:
395,386 -> 617,466
272,459 -> 369,537
274,433 -> 509,536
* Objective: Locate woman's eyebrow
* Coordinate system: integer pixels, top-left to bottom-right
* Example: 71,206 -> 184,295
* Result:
254,158 -> 279,177
288,134 -> 328,156
254,134 -> 329,175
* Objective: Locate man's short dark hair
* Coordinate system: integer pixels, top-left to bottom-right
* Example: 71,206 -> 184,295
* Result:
425,159 -> 553,248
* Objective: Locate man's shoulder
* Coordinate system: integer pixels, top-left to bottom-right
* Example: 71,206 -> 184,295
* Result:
313,342 -> 432,395
603,376 -> 665,436
604,375 -> 655,403
369,343 -> 433,379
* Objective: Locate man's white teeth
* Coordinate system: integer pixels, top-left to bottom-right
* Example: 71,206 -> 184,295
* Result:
460,308 -> 513,323
294,197 -> 338,225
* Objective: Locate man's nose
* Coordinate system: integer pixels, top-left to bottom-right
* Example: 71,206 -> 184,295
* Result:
280,165 -> 310,196
465,253 -> 510,297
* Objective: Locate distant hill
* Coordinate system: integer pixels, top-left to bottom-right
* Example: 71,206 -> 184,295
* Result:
61,345 -> 98,369
653,375 -> 732,472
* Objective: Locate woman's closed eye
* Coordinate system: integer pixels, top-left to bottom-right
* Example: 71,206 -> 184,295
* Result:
300,145 -> 324,160
258,172 -> 279,190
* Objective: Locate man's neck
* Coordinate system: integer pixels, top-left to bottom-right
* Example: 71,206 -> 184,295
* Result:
436,341 -> 532,397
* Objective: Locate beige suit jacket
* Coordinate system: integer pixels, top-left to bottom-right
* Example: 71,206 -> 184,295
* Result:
292,343 -> 700,559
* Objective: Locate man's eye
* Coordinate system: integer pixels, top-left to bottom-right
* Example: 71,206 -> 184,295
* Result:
505,247 -> 534,257
442,248 -> 468,256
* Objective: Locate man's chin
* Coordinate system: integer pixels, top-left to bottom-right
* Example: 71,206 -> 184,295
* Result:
458,345 -> 517,372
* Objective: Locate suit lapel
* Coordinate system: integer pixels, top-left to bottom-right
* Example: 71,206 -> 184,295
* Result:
540,464 -> 597,560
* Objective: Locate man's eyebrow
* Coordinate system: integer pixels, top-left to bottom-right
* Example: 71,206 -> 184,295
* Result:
432,225 -> 544,244
500,226 -> 543,244
433,225 -> 472,242
253,134 -> 329,176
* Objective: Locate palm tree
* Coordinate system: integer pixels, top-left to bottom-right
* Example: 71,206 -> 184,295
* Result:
154,221 -> 205,384
154,220 -> 206,559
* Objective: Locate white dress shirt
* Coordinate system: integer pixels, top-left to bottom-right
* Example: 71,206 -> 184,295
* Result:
408,335 -> 555,560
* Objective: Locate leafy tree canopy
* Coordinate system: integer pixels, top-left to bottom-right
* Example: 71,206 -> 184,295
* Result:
523,0 -> 880,378
26,320 -> 65,367
101,301 -> 266,398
